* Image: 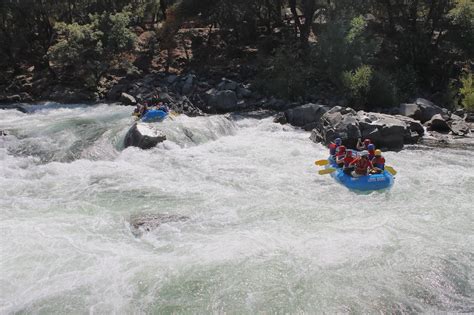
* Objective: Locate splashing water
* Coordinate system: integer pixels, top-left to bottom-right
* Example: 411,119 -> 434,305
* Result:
0,104 -> 473,313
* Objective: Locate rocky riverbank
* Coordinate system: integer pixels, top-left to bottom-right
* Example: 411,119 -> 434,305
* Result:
2,69 -> 472,151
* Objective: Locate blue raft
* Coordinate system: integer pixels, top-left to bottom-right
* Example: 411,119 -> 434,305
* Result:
327,157 -> 394,191
141,109 -> 168,122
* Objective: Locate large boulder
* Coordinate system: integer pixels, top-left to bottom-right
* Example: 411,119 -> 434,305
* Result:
124,123 -> 166,149
206,89 -> 239,112
448,118 -> 471,136
310,106 -> 424,150
425,114 -> 450,132
283,103 -> 329,131
120,92 -> 137,105
425,113 -> 471,136
400,98 -> 445,123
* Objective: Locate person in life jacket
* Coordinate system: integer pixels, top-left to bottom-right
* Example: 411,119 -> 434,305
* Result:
155,101 -> 169,113
370,149 -> 385,174
350,151 -> 373,177
367,143 -> 376,160
328,143 -> 337,158
342,150 -> 356,174
335,145 -> 346,167
329,138 -> 342,159
356,138 -> 371,151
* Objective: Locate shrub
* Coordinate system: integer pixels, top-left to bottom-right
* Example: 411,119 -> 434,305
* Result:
342,65 -> 373,107
460,72 -> 474,110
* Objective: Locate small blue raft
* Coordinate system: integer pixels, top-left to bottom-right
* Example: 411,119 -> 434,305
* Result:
327,157 -> 394,191
141,109 -> 168,122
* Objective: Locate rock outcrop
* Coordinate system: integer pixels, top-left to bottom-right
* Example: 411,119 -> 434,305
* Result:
309,106 -> 424,150
425,113 -> 471,136
283,103 -> 329,130
124,122 -> 166,149
399,98 -> 446,123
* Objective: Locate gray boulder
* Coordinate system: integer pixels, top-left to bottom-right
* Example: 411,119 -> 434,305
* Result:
206,89 -> 238,112
124,123 -> 166,149
448,118 -> 471,136
120,92 -> 137,105
425,114 -> 450,132
284,103 -> 329,131
218,79 -> 238,91
310,106 -> 424,150
399,98 -> 445,123
107,84 -> 128,101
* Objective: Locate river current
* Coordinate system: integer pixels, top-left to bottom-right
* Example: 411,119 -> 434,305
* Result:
1,104 -> 473,313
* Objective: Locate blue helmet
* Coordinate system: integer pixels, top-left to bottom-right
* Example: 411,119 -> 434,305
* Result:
335,138 -> 342,145
368,143 -> 375,150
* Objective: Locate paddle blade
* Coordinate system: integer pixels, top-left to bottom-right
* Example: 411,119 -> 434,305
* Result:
318,168 -> 336,175
385,166 -> 397,175
315,160 -> 329,166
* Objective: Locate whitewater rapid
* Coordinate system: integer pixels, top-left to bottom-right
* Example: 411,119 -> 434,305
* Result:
1,104 -> 473,313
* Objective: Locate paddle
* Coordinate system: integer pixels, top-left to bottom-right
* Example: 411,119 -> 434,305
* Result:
385,166 -> 397,175
318,168 -> 336,175
314,159 -> 329,166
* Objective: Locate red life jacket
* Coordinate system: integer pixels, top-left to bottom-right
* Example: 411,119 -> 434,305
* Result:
372,156 -> 385,169
343,156 -> 355,167
354,158 -> 372,175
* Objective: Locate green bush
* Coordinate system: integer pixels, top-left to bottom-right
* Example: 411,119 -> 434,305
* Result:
342,65 -> 373,107
48,11 -> 136,87
460,73 -> 474,110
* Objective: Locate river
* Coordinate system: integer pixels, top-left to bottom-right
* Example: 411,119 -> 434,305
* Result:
1,104 -> 473,313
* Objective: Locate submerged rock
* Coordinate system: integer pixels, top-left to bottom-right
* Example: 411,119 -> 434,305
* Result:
310,106 -> 424,150
124,122 -> 166,149
130,213 -> 189,236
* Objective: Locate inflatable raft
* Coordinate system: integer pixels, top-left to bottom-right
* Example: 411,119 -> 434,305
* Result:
141,109 -> 168,122
327,157 -> 394,191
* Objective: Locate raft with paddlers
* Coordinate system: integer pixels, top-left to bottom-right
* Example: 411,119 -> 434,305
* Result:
315,137 -> 396,191
317,157 -> 395,191
140,109 -> 168,122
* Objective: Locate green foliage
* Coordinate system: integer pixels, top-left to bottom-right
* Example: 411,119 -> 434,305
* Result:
342,65 -> 373,107
48,12 -> 136,86
448,0 -> 474,57
459,73 -> 474,110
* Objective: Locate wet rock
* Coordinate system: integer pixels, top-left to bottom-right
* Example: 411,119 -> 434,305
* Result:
284,103 -> 329,131
273,112 -> 287,124
237,87 -> 252,99
0,103 -> 27,113
124,123 -> 166,149
120,92 -> 137,105
130,213 -> 189,236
